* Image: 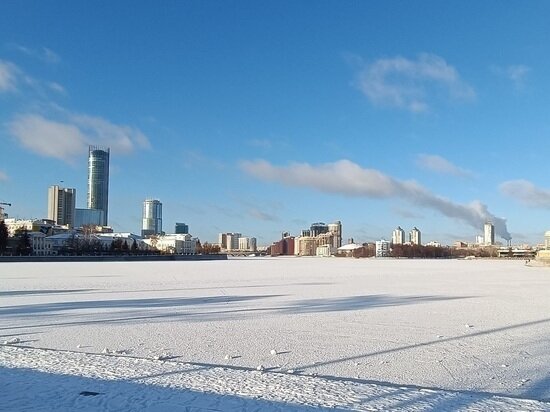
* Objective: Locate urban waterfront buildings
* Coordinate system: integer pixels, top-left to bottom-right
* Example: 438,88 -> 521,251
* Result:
409,227 -> 422,245
87,146 -> 110,226
142,199 -> 163,237
47,185 -> 76,228
484,222 -> 495,246
225,232 -> 242,251
74,208 -> 105,228
392,226 -> 406,245
376,239 -> 391,257
175,222 -> 189,234
328,221 -> 342,248
238,237 -> 257,252
143,233 -> 197,254
270,233 -> 295,256
293,220 -> 343,256
218,232 -> 257,252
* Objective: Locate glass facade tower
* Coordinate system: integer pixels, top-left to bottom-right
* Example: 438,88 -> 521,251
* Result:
87,146 -> 110,226
142,199 -> 162,237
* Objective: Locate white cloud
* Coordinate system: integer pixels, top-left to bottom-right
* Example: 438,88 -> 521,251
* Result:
492,65 -> 531,89
0,170 -> 8,181
241,159 -> 511,240
42,47 -> 61,64
9,114 -> 88,162
416,154 -> 473,177
11,44 -> 60,64
356,53 -> 475,112
0,58 -> 66,97
48,82 -> 66,94
500,179 -> 550,208
8,112 -> 151,163
69,113 -> 151,153
0,60 -> 19,92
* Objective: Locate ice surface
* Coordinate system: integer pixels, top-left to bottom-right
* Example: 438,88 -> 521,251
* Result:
1,258 -> 550,410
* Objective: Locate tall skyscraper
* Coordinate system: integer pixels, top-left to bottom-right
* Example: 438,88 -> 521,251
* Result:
409,227 -> 421,245
87,146 -> 110,226
392,226 -> 406,245
142,199 -> 162,237
47,185 -> 76,228
484,222 -> 495,246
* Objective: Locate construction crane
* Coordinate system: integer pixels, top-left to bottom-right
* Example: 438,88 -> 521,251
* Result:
0,202 -> 11,207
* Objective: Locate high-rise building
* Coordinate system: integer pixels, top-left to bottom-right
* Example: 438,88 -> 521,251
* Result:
142,199 -> 162,237
238,237 -> 257,252
226,232 -> 242,251
328,221 -> 342,248
484,222 -> 495,246
175,222 -> 189,234
218,233 -> 227,249
87,146 -> 110,226
409,227 -> 421,245
47,185 -> 76,228
392,226 -> 406,245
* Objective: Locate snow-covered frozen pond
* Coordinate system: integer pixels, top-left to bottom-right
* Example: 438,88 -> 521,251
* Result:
1,258 -> 550,410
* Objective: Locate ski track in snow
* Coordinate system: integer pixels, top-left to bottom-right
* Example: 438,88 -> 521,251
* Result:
2,258 -> 550,410
1,345 -> 549,411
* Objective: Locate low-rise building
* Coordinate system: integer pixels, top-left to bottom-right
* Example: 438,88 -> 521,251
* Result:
4,218 -> 68,237
294,236 -> 318,256
144,234 -> 198,254
29,232 -> 54,255
375,239 -> 391,257
270,234 -> 295,256
316,244 -> 334,257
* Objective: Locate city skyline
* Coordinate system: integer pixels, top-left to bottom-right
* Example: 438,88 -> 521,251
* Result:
1,2 -> 550,245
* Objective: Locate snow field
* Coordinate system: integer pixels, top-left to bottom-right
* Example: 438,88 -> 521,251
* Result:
1,258 -> 550,410
1,345 -> 549,411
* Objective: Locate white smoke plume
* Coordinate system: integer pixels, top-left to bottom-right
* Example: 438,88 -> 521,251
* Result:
241,159 -> 511,240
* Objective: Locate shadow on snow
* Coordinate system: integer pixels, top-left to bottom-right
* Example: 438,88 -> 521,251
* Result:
0,366 -> 339,412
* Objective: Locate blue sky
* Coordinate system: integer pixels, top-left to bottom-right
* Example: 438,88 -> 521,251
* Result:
1,1 -> 549,245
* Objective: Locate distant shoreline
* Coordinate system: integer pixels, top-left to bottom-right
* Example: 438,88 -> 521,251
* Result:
0,254 -> 228,263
